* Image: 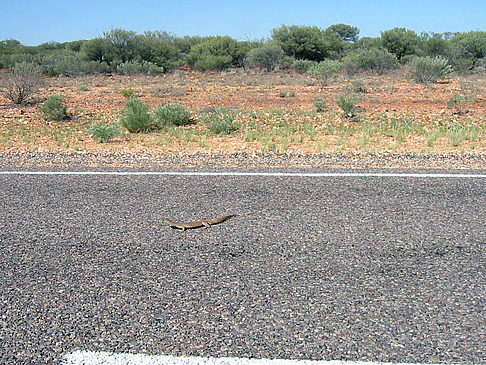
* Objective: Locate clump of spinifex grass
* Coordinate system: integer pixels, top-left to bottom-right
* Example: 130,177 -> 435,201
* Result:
87,123 -> 121,143
153,102 -> 194,128
120,98 -> 153,133
40,94 -> 68,121
202,107 -> 239,135
336,94 -> 359,119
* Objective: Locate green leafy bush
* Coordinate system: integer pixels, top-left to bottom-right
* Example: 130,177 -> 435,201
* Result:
120,98 -> 153,133
342,48 -> 399,76
245,44 -> 285,71
290,59 -> 317,73
381,28 -> 419,60
271,25 -> 330,61
0,61 -> 46,104
203,108 -> 239,135
153,102 -> 193,128
116,60 -> 164,75
407,56 -> 453,83
40,94 -> 68,121
309,59 -> 342,86
78,60 -> 110,74
187,36 -> 249,71
449,31 -> 486,71
192,54 -> 233,72
87,123 -> 121,143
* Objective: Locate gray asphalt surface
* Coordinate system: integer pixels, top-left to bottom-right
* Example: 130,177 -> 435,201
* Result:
0,169 -> 485,364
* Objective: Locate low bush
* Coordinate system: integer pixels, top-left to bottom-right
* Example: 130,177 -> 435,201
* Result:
87,123 -> 121,143
309,60 -> 342,86
203,108 -> 239,135
407,56 -> 453,83
116,60 -> 164,75
342,48 -> 399,76
336,94 -> 358,118
0,61 -> 46,104
192,54 -> 233,72
153,102 -> 193,128
290,59 -> 318,73
40,94 -> 68,121
120,98 -> 153,133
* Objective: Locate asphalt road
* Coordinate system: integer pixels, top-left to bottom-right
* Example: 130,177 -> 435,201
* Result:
0,169 -> 485,364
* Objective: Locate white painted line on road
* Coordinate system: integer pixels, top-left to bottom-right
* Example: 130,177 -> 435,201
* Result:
0,171 -> 485,178
62,351 -> 454,365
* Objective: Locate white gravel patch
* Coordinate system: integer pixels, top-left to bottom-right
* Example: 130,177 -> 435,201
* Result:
62,351 -> 452,365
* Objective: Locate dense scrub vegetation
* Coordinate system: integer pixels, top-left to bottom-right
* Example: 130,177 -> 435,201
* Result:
1,25 -> 485,77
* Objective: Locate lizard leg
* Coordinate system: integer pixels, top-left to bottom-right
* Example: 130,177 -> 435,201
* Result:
202,221 -> 211,229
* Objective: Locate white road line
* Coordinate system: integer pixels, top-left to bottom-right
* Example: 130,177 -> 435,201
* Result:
62,351 -> 454,365
0,171 -> 485,178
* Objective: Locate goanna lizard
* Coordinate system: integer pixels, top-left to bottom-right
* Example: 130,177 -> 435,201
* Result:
164,212 -> 251,232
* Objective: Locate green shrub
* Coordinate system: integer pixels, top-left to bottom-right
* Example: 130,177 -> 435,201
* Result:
153,102 -> 193,128
40,94 -> 68,121
309,59 -> 342,86
342,48 -> 399,76
245,44 -> 285,71
314,99 -> 328,112
0,61 -> 46,104
116,60 -> 164,75
120,98 -> 153,133
87,123 -> 121,143
192,54 -> 233,71
271,24 -> 329,61
42,52 -> 82,76
203,108 -> 239,135
408,56 -> 453,83
187,36 -> 249,70
290,59 -> 318,73
336,94 -> 358,118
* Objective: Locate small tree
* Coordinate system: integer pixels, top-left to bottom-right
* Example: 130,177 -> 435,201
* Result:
271,25 -> 328,61
245,44 -> 285,71
325,24 -> 359,42
449,31 -> 486,70
0,62 -> 46,104
381,28 -> 419,60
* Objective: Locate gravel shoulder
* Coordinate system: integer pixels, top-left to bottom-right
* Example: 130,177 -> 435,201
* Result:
1,151 -> 486,169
